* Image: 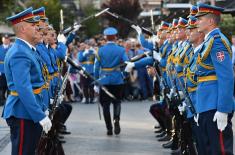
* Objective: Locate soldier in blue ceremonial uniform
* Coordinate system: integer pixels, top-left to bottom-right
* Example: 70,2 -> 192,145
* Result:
33,7 -> 52,108
127,22 -> 174,141
178,15 -> 207,155
0,34 -> 11,106
78,43 -> 95,104
195,3 -> 234,155
173,17 -> 192,90
94,27 -> 128,135
2,7 -> 52,155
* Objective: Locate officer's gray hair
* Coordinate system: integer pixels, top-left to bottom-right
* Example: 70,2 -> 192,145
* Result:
12,22 -> 24,35
205,13 -> 221,26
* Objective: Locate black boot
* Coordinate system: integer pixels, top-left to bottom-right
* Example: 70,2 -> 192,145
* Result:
154,128 -> 163,133
162,138 -> 173,149
158,134 -> 172,142
156,131 -> 166,138
114,120 -> 121,135
107,129 -> 113,136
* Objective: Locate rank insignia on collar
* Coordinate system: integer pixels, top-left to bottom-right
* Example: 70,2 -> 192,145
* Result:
216,51 -> 225,62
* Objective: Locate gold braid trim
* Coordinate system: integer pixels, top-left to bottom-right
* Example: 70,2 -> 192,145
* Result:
221,38 -> 232,58
94,48 -> 100,61
197,55 -> 214,70
186,68 -> 198,85
161,44 -> 168,58
179,44 -> 190,60
201,37 -> 214,61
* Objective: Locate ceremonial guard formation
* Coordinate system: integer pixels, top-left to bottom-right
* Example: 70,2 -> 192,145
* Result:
0,2 -> 234,155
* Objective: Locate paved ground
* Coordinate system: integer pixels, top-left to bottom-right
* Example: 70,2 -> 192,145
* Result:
0,101 -> 234,155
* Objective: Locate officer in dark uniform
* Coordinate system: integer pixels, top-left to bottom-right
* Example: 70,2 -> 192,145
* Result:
195,3 -> 234,154
0,34 -> 11,106
3,7 -> 52,155
94,27 -> 128,135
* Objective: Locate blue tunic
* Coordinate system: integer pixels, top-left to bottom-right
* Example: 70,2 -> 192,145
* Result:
3,39 -> 46,122
94,42 -> 128,85
195,28 -> 234,113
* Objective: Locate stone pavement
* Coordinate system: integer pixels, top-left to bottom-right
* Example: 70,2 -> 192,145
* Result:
0,101 -> 234,155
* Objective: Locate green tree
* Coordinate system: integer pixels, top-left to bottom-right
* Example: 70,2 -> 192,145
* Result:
0,0 -> 76,33
220,14 -> 235,41
25,0 -> 63,32
82,4 -> 102,38
0,0 -> 24,24
102,0 -> 142,38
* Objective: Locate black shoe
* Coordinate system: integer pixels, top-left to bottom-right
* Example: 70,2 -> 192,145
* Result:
107,130 -> 113,136
171,147 -> 181,154
114,121 -> 121,135
154,125 -> 161,129
158,134 -> 172,142
59,129 -> 71,135
156,131 -> 166,138
85,100 -> 89,104
154,128 -> 163,133
162,139 -> 173,149
59,140 -> 66,144
89,98 -> 94,104
58,135 -> 64,139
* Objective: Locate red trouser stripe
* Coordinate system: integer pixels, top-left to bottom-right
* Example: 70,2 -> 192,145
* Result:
19,119 -> 24,155
219,131 -> 225,155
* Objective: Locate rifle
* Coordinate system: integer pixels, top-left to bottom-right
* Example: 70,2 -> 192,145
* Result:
66,57 -> 116,100
105,10 -> 154,36
62,8 -> 109,34
167,63 -> 198,155
36,70 -> 69,155
150,9 -> 155,32
60,9 -> 64,34
171,65 -> 196,115
166,63 -> 182,107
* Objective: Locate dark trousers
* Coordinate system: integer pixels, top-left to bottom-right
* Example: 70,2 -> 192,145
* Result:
198,110 -> 233,155
189,117 -> 208,155
57,103 -> 73,124
6,117 -> 42,155
80,76 -> 94,101
100,84 -> 123,130
149,103 -> 167,131
0,74 -> 7,105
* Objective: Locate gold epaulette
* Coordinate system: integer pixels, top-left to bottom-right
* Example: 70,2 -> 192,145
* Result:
94,48 -> 100,61
221,37 -> 232,58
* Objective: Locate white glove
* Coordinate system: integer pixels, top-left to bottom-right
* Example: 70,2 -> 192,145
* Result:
178,101 -> 187,115
83,49 -> 89,56
124,61 -> 135,72
89,47 -> 95,54
151,35 -> 159,43
58,95 -> 64,103
166,88 -> 174,98
153,50 -> 161,61
72,24 -> 82,33
39,116 -> 52,134
178,91 -> 185,100
131,25 -> 142,35
94,85 -> 99,94
57,34 -> 66,44
50,99 -> 54,105
194,113 -> 199,126
213,111 -> 228,131
44,109 -> 50,116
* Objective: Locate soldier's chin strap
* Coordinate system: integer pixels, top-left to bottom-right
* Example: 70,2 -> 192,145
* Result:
65,57 -> 116,100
